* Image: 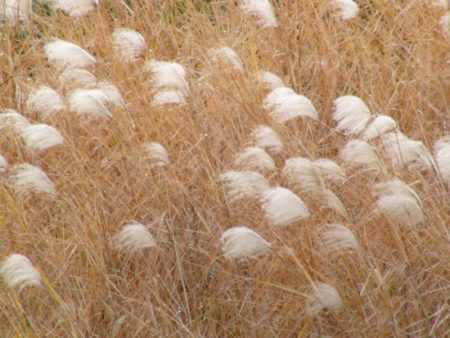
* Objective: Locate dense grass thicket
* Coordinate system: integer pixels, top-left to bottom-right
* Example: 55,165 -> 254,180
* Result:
0,1 -> 449,337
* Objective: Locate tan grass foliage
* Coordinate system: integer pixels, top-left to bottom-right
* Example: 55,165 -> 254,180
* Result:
0,0 -> 449,336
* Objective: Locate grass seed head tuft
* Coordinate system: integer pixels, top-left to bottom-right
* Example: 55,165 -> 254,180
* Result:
306,282 -> 343,316
115,222 -> 157,252
21,123 -> 64,154
44,39 -> 96,70
261,186 -> 310,226
240,0 -> 278,27
9,163 -> 56,197
220,226 -> 271,260
0,253 -> 42,290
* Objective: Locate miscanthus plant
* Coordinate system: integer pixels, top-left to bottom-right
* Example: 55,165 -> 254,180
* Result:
0,254 -> 42,290
0,1 -> 448,337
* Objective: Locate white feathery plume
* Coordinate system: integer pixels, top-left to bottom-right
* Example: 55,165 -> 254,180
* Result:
313,158 -> 348,184
282,157 -> 325,194
361,115 -> 397,141
143,142 -> 170,167
375,193 -> 424,227
95,81 -> 125,108
152,89 -> 186,107
0,0 -> 32,22
0,154 -> 8,172
0,110 -> 30,131
306,282 -> 342,316
333,95 -> 371,135
234,147 -> 275,172
144,59 -> 189,94
440,12 -> 450,36
68,89 -> 112,119
434,136 -> 450,182
316,223 -> 359,254
51,0 -> 98,17
434,0 -> 449,8
340,139 -> 385,173
208,46 -> 244,72
112,28 -> 146,62
9,163 -> 56,196
21,124 -> 64,153
26,86 -> 64,118
263,87 -> 318,123
331,0 -> 359,20
220,170 -> 270,202
115,221 -> 157,252
0,253 -> 42,290
251,125 -> 283,154
220,226 -> 271,260
59,68 -> 97,89
44,39 -> 96,70
381,132 -> 435,171
321,189 -> 348,218
240,0 -> 278,27
372,179 -> 422,206
258,71 -> 284,90
261,186 -> 310,226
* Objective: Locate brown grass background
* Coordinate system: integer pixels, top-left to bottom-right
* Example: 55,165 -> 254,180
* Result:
0,0 -> 449,336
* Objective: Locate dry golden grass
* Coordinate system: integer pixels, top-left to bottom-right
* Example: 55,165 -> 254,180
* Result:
0,0 -> 449,336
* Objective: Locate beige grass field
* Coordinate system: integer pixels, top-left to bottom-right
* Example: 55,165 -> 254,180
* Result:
0,0 -> 449,337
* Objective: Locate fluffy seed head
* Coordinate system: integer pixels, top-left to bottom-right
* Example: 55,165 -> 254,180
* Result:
282,157 -> 326,194
434,136 -> 450,182
144,59 -> 189,94
68,89 -> 112,119
52,0 -> 99,17
306,282 -> 343,316
26,86 -> 64,118
261,186 -> 310,226
333,95 -> 371,135
220,170 -> 270,202
0,253 -> 42,290
263,87 -> 318,123
434,0 -> 449,8
375,193 -> 424,227
331,0 -> 359,20
95,81 -> 125,108
21,124 -> 64,153
0,154 -> 8,172
208,47 -> 244,72
0,0 -> 32,22
440,12 -> 450,35
373,179 -> 422,206
143,142 -> 170,167
112,28 -> 146,62
313,158 -> 348,184
251,125 -> 283,154
44,39 -> 96,70
9,163 -> 56,196
115,221 -> 157,252
0,110 -> 30,132
258,71 -> 284,90
321,189 -> 348,218
220,226 -> 271,260
234,147 -> 275,172
381,132 -> 435,171
240,0 -> 278,27
152,89 -> 186,106
59,68 -> 97,89
340,139 -> 385,173
316,223 -> 358,254
361,115 -> 397,141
